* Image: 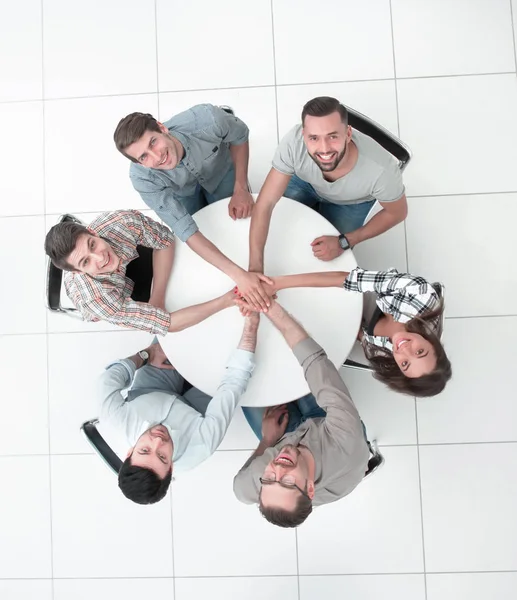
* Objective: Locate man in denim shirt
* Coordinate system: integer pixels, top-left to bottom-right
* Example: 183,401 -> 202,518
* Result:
114,104 -> 273,311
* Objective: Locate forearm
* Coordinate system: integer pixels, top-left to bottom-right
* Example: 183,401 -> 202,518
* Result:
266,302 -> 308,349
150,244 -> 175,301
275,271 -> 349,291
248,201 -> 274,272
346,204 -> 406,247
230,142 -> 250,191
187,231 -> 244,280
168,293 -> 231,333
237,319 -> 259,352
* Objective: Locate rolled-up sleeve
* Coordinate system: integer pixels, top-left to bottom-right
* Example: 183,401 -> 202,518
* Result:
81,288 -> 171,335
197,349 -> 255,455
211,105 -> 249,145
98,359 -> 135,423
130,173 -> 199,242
292,338 -> 363,439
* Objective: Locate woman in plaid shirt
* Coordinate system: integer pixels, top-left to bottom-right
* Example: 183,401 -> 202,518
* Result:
236,267 -> 452,398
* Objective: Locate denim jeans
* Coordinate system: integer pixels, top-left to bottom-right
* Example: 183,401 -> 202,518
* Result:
127,339 -> 212,415
241,393 -> 327,441
177,165 -> 236,216
284,174 -> 376,235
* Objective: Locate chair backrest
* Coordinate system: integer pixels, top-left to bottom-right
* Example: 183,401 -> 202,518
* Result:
81,419 -> 122,475
45,213 -> 84,317
346,105 -> 411,172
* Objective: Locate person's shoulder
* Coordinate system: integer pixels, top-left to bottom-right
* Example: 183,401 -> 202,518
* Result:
280,123 -> 303,147
353,129 -> 398,171
89,210 -> 131,232
165,104 -> 216,134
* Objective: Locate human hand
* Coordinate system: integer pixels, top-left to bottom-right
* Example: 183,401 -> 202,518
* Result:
228,187 -> 254,220
234,271 -> 274,312
310,235 -> 344,261
147,342 -> 175,370
262,404 -> 289,445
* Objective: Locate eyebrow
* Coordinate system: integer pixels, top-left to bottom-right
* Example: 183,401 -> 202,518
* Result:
418,351 -> 429,360
309,131 -> 339,137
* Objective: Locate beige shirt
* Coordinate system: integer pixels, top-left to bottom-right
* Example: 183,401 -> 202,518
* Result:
233,338 -> 369,507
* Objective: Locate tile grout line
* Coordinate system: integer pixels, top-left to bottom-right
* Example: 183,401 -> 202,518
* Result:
3,71 -> 517,106
1,570 -> 516,580
3,191 -> 517,221
270,0 -> 280,148
169,492 -> 176,597
414,399 -> 428,600
40,1 -> 55,596
509,0 -> 517,73
388,0 -> 410,275
154,0 -> 161,117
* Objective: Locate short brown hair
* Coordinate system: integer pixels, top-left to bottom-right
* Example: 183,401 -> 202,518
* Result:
45,221 -> 88,271
301,96 -> 348,126
259,490 -> 313,528
113,112 -> 162,162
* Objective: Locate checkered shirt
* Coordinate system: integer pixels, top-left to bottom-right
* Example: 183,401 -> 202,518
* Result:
64,210 -> 174,335
343,267 -> 441,352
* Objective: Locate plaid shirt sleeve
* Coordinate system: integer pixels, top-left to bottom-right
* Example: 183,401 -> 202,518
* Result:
66,275 -> 171,335
116,210 -> 174,249
344,267 -> 439,323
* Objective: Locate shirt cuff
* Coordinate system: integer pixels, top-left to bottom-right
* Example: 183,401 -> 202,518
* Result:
292,337 -> 324,365
174,214 -> 199,242
226,348 -> 256,373
104,358 -> 136,384
343,267 -> 362,291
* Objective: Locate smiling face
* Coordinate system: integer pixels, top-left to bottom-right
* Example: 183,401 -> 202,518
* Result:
124,123 -> 182,170
260,445 -> 314,510
66,232 -> 121,276
392,331 -> 437,378
302,111 -> 352,172
128,425 -> 173,480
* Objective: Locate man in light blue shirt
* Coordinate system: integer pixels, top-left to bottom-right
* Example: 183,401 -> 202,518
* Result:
98,315 -> 258,505
113,104 -> 273,313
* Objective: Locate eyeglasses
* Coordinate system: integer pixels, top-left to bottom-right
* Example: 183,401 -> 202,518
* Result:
259,476 -> 310,499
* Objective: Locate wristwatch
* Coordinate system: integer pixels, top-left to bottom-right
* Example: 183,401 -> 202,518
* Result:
138,350 -> 149,366
338,234 -> 351,251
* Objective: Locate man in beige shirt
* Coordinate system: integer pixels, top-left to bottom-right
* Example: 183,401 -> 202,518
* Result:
233,300 -> 371,528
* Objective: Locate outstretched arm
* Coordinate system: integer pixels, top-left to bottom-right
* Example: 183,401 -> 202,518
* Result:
248,168 -> 291,272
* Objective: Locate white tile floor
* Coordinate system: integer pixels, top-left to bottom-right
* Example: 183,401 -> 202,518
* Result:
0,1 -> 516,599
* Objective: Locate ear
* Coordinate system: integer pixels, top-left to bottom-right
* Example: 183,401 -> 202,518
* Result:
157,121 -> 168,134
346,125 -> 353,140
307,480 -> 315,500
126,447 -> 134,459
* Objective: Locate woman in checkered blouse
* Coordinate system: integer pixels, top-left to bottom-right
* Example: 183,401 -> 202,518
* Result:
235,267 -> 452,398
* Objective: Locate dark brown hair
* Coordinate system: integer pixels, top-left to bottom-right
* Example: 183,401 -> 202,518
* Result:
301,96 -> 348,126
364,302 -> 452,398
113,112 -> 162,162
118,456 -> 172,505
258,488 -> 313,528
45,221 -> 88,271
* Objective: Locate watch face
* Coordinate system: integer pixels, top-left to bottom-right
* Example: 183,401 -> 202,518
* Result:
339,236 -> 349,250
140,350 -> 149,360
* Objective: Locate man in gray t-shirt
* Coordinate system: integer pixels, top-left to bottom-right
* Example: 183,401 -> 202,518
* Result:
233,299 -> 370,528
248,96 -> 407,274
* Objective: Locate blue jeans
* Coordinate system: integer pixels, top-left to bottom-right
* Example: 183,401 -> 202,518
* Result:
284,174 -> 376,234
127,339 -> 212,415
177,165 -> 236,216
242,393 -> 327,441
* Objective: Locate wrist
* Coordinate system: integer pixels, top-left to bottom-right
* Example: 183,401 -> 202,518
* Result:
233,179 -> 248,192
344,229 -> 360,248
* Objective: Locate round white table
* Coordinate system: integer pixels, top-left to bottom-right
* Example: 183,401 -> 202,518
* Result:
160,197 -> 361,407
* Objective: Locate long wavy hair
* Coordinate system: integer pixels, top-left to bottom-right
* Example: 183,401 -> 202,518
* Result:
363,300 -> 452,398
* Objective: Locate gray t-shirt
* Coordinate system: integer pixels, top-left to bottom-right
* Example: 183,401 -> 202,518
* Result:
272,125 -> 405,205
